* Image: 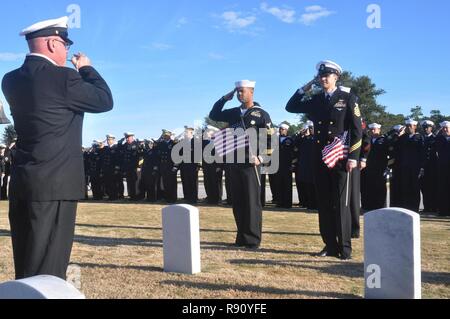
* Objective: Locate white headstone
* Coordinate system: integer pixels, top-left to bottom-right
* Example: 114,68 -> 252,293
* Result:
364,208 -> 421,299
162,204 -> 201,274
0,275 -> 85,299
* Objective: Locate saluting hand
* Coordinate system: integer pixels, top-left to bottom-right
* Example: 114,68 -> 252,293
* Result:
71,53 -> 92,70
302,76 -> 318,92
223,89 -> 236,101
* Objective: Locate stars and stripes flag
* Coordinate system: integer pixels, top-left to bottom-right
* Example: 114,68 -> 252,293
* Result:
213,127 -> 249,157
322,131 -> 349,169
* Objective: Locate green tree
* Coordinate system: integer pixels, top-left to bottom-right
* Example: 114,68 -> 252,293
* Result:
409,106 -> 424,121
2,124 -> 17,146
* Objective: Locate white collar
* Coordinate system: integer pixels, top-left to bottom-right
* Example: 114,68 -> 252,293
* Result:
27,53 -> 59,66
324,87 -> 338,98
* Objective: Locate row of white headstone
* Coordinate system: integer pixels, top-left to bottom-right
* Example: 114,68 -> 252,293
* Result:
0,206 -> 421,299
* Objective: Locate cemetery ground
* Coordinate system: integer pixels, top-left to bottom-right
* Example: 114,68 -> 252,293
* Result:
0,201 -> 448,299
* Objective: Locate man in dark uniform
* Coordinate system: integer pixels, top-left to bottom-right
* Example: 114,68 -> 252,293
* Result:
286,60 -> 362,260
2,16 -> 113,279
0,142 -> 13,200
209,80 -> 274,249
142,139 -> 160,202
90,140 -> 105,200
388,124 -> 405,208
420,120 -> 438,213
394,120 -> 424,212
119,132 -> 141,201
103,134 -> 122,201
293,123 -> 317,209
179,126 -> 200,204
436,121 -> 450,216
157,130 -> 178,203
275,124 -> 295,209
202,126 -> 223,205
0,144 -> 6,200
361,123 -> 392,211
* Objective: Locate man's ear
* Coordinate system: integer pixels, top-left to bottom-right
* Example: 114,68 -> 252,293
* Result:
47,39 -> 56,54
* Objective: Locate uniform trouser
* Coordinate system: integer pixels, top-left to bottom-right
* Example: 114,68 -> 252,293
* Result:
91,175 -> 104,200
314,161 -> 352,258
362,168 -> 387,211
180,164 -> 198,203
1,175 -> 9,199
350,169 -> 361,237
297,180 -> 317,209
398,166 -> 421,212
125,169 -> 137,199
229,164 -> 262,246
224,165 -> 233,205
269,174 -> 279,203
420,164 -> 438,212
9,200 -> 77,280
144,171 -> 159,202
204,164 -> 222,204
390,167 -> 401,208
161,165 -> 178,203
438,164 -> 450,216
276,170 -> 293,208
105,172 -> 121,200
260,174 -> 267,207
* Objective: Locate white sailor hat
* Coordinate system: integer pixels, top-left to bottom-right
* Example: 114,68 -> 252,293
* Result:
317,60 -> 343,76
280,123 -> 290,130
106,134 -> 116,139
0,144 -> 6,149
306,120 -> 314,127
235,80 -> 256,89
440,121 -> 450,128
206,125 -> 220,132
421,120 -> 434,127
405,119 -> 418,126
368,123 -> 382,129
124,132 -> 135,137
393,125 -> 405,132
20,16 -> 73,45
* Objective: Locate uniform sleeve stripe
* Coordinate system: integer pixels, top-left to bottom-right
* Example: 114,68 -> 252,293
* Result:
349,140 -> 362,153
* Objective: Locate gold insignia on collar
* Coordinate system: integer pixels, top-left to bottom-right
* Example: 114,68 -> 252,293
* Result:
251,111 -> 262,118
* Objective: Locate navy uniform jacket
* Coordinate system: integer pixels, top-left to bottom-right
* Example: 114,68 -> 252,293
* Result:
395,133 -> 424,171
286,87 -> 363,162
209,98 -> 274,164
1,55 -> 113,201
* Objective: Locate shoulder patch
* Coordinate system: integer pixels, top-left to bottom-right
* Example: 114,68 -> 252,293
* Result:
354,104 -> 361,117
339,86 -> 351,93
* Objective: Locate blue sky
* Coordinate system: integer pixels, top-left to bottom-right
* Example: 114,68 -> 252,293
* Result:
1,0 -> 449,145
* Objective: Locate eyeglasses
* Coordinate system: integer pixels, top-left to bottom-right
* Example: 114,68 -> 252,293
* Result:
46,38 -> 71,51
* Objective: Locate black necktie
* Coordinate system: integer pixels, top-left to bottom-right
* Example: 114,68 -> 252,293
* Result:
326,94 -> 331,103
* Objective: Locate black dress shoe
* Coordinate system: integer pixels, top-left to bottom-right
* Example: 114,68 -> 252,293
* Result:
315,247 -> 339,257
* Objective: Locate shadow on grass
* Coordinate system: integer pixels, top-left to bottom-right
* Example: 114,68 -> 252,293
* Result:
74,234 -> 163,248
422,271 -> 450,286
76,223 -> 319,237
160,280 -> 361,299
71,262 -> 163,273
228,259 -> 364,279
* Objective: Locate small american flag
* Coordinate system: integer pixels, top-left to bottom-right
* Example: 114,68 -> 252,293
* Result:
213,127 -> 249,157
322,131 -> 349,169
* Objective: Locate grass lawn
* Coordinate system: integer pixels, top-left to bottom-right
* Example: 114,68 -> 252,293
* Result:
0,201 -> 448,299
